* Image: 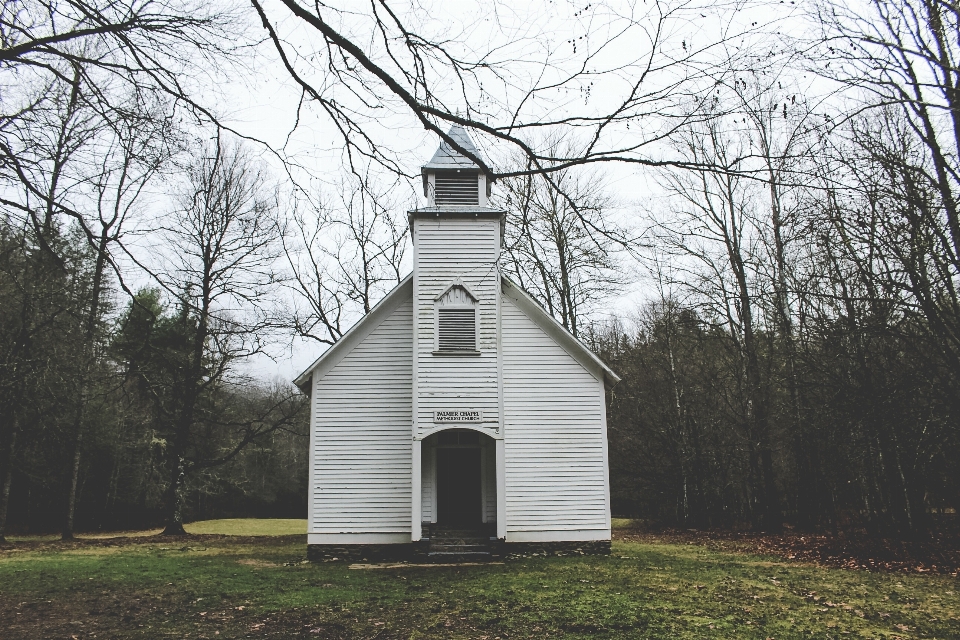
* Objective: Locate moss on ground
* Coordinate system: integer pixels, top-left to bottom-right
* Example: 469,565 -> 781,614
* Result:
2,525 -> 957,639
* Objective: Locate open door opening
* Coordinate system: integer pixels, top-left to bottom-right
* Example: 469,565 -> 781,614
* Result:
436,447 -> 482,526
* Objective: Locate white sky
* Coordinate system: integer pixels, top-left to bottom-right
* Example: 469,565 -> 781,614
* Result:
173,0 -> 816,384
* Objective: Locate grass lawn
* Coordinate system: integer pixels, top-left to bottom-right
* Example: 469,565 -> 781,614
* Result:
4,518 -> 308,542
1,521 -> 957,639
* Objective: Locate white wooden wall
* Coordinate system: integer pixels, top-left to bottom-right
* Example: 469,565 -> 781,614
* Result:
484,438 -> 497,520
413,217 -> 501,438
310,298 -> 413,542
501,294 -> 611,542
420,444 -> 435,523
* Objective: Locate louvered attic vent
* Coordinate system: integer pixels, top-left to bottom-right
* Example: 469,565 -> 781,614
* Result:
438,308 -> 476,351
435,171 -> 478,206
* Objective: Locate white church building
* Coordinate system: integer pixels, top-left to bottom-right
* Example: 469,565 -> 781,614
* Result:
295,126 -> 619,559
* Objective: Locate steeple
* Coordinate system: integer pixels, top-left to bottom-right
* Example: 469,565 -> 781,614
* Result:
421,125 -> 492,208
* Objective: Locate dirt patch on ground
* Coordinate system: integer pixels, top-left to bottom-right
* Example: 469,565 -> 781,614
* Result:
236,558 -> 280,568
615,526 -> 960,576
0,533 -> 305,553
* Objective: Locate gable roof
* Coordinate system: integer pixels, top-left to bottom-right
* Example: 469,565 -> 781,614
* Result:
293,275 -> 413,394
292,273 -> 621,394
501,276 -> 621,386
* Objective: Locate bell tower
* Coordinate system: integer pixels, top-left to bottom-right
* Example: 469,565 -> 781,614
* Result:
409,126 -> 506,541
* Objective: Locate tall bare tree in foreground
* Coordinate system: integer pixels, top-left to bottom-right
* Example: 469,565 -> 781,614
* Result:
61,93 -> 179,540
656,113 -> 782,531
156,139 -> 287,535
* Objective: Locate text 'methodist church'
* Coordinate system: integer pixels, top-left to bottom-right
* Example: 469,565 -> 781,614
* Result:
295,126 -> 620,559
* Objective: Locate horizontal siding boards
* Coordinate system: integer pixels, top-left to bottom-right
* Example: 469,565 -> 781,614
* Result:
311,299 -> 413,535
421,445 -> 435,523
501,295 -> 609,534
485,439 -> 497,521
415,218 -> 501,436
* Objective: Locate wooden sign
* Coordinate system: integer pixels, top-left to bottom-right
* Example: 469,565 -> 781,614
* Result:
434,410 -> 482,423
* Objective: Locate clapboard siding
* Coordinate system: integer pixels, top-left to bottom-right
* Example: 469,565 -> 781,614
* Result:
421,445 -> 435,523
501,294 -> 610,535
484,439 -> 497,520
311,298 -> 413,534
414,218 -> 500,434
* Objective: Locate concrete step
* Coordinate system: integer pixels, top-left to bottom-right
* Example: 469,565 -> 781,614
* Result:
429,537 -> 489,544
427,551 -> 492,560
430,543 -> 489,552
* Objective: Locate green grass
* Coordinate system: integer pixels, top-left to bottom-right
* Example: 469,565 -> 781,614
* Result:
611,517 -> 644,529
184,518 -> 307,536
5,517 -> 307,542
1,521 -> 957,639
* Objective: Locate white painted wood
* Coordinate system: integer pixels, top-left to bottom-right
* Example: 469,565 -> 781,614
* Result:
295,276 -> 413,391
501,277 -> 620,386
599,377 -> 612,532
307,364 -> 318,534
484,438 -> 497,521
478,174 -> 488,207
412,217 -> 501,437
412,440 -> 421,541
308,533 -> 411,544
505,529 -> 609,543
501,293 -> 611,540
420,439 -> 436,523
310,297 -> 413,536
496,438 -> 506,538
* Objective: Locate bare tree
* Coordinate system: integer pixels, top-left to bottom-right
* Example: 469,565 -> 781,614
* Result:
496,141 -> 626,337
656,115 -> 781,531
157,138 -> 283,535
249,0 -> 766,181
281,175 -> 408,345
61,93 -> 179,539
814,0 -> 960,374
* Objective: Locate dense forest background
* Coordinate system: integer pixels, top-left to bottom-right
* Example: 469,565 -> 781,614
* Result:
2,0 -> 959,541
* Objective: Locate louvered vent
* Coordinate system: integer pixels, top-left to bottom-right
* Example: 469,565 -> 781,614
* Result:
438,308 -> 476,350
435,172 -> 479,206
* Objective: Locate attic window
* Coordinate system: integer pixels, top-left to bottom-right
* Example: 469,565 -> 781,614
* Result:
435,284 -> 478,353
434,170 -> 479,206
438,309 -> 476,351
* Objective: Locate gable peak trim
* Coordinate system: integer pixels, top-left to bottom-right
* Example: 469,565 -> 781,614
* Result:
434,281 -> 479,303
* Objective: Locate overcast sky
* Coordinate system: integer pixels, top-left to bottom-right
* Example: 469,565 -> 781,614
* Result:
182,0 -> 816,384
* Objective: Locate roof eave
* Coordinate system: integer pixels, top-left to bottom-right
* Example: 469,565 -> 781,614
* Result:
293,274 -> 414,394
501,276 -> 621,386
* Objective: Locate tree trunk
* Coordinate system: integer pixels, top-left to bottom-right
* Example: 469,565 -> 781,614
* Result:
62,426 -> 82,540
62,233 -> 108,540
161,447 -> 188,535
0,425 -> 17,544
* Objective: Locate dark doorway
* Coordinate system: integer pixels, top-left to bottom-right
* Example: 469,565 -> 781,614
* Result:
436,447 -> 482,526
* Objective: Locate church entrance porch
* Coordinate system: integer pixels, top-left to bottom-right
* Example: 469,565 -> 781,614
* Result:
422,428 -> 497,558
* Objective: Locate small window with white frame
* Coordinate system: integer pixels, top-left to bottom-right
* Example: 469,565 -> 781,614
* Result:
434,284 -> 479,353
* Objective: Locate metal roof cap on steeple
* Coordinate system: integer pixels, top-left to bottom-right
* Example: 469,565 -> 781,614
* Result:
422,124 -> 488,173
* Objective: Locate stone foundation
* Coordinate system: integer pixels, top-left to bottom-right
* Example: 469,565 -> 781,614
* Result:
306,542 -> 427,563
501,540 -> 611,558
307,538 -> 610,562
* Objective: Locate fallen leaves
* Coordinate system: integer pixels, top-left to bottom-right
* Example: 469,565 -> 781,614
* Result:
615,527 -> 960,575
